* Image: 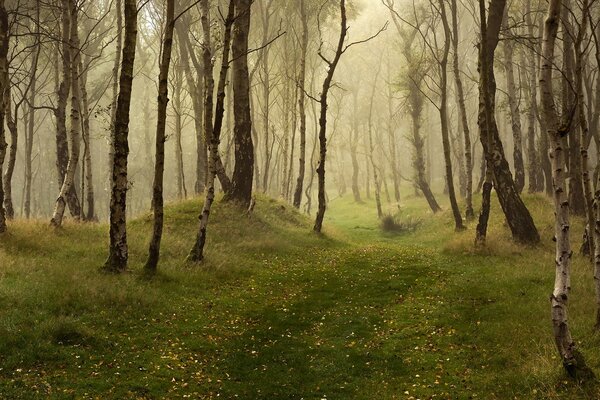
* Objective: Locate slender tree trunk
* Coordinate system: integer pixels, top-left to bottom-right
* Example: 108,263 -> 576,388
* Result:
368,67 -> 383,219
3,91 -> 17,219
260,0 -> 271,193
351,92 -> 362,203
562,1 -> 585,217
145,0 -> 175,272
477,0 -> 539,244
573,0 -> 594,259
293,0 -> 309,209
23,0 -> 40,219
0,0 -> 8,233
225,0 -> 254,206
54,1 -> 80,219
451,0 -> 473,218
502,13 -> 525,194
51,0 -> 82,227
541,0 -> 593,378
176,22 -> 205,195
386,80 -> 400,203
105,0 -> 138,272
524,0 -> 539,193
439,0 -> 464,231
314,0 -> 348,233
188,0 -> 235,262
173,68 -> 186,199
80,60 -> 95,221
109,0 -> 122,192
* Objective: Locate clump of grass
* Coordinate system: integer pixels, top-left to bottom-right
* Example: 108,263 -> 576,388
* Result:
380,212 -> 422,234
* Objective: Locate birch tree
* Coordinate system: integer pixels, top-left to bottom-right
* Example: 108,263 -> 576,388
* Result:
541,0 -> 593,378
0,0 -> 8,233
188,0 -> 236,262
145,0 -> 175,272
51,0 -> 82,227
104,0 -> 138,272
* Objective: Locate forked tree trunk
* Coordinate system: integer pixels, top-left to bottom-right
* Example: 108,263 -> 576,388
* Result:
51,0 -> 82,227
54,0 -> 80,219
476,0 -> 539,244
105,0 -> 138,273
541,0 -> 593,378
0,0 -> 8,233
225,0 -> 254,206
188,0 -> 235,262
145,0 -> 175,272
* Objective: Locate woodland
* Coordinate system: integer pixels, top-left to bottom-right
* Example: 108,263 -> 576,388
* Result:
1,0 -> 600,398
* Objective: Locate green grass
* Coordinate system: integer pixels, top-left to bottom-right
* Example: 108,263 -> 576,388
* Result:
1,190 -> 600,399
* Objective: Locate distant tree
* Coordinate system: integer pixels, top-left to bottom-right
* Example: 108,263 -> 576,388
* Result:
313,0 -> 385,232
382,1 -> 441,214
501,11 -> 525,194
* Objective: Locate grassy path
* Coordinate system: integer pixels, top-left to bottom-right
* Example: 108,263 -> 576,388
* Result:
1,194 -> 600,399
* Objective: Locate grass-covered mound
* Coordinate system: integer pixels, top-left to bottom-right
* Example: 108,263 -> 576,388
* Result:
0,192 -> 599,399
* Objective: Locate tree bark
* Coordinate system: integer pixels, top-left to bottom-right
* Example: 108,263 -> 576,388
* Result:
105,0 -> 138,272
176,21 -> 206,195
53,0 -> 80,219
314,0 -> 349,233
80,59 -> 95,221
145,0 -> 175,272
3,90 -> 17,219
501,12 -> 525,194
477,0 -> 539,244
51,0 -> 82,227
225,0 -> 254,206
541,0 -> 592,377
368,66 -> 383,219
188,0 -> 236,262
451,0 -> 473,218
524,0 -> 539,193
108,0 -> 122,192
0,0 -> 8,233
293,0 -> 309,209
438,0 -> 464,231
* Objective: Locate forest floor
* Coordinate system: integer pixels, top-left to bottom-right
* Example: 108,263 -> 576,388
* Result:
1,191 -> 600,399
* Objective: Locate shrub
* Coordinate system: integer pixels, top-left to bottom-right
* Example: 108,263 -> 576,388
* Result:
380,213 -> 422,234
